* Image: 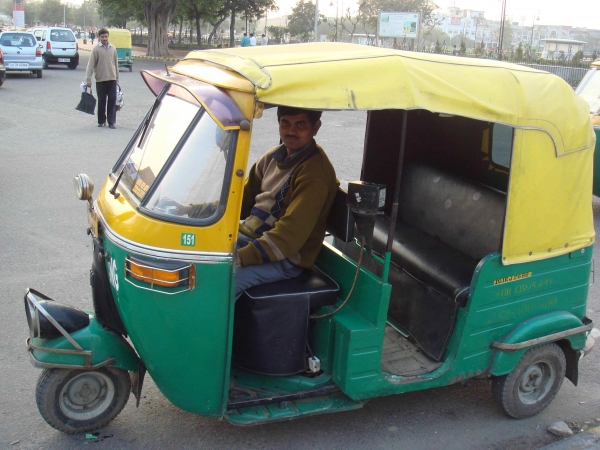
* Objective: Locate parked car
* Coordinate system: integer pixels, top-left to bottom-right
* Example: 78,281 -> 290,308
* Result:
0,47 -> 6,86
0,31 -> 43,78
31,27 -> 79,69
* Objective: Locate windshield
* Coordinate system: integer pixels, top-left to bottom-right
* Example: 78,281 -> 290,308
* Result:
577,69 -> 600,114
117,84 -> 237,223
0,33 -> 36,47
50,29 -> 75,42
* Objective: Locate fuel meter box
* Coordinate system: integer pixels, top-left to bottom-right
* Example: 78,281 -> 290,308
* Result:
347,181 -> 386,214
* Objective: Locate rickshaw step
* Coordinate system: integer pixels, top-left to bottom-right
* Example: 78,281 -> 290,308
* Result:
227,384 -> 340,409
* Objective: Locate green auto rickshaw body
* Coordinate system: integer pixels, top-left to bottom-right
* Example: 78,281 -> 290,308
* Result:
26,43 -> 596,428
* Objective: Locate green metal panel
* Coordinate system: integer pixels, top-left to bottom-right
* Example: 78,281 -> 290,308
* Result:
453,248 -> 592,377
490,311 -> 588,376
313,244 -> 391,397
593,127 -> 600,196
30,316 -> 139,371
104,238 -> 234,417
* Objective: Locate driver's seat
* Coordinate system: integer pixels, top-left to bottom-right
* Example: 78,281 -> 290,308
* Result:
232,267 -> 339,376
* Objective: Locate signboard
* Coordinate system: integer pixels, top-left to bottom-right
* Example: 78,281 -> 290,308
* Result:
450,17 -> 461,26
13,0 -> 24,28
378,12 -> 420,39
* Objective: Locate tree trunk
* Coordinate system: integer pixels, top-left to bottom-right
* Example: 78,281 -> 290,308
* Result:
229,9 -> 235,47
195,14 -> 201,45
208,18 -> 226,46
189,22 -> 194,44
144,0 -> 177,57
178,20 -> 183,43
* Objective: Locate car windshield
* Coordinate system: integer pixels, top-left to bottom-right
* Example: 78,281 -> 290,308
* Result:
117,84 -> 237,223
0,33 -> 36,47
50,29 -> 75,42
577,69 -> 600,114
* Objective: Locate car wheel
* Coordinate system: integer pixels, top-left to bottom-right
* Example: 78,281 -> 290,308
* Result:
36,367 -> 131,433
0,79 -> 4,87
492,343 -> 566,419
37,70 -> 43,78
68,63 -> 77,70
42,56 -> 48,69
129,65 -> 133,72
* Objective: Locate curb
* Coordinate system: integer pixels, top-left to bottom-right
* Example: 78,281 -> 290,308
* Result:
539,432 -> 600,450
79,47 -> 182,62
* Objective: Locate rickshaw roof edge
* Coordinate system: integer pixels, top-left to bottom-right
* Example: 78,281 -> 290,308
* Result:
180,43 -> 594,155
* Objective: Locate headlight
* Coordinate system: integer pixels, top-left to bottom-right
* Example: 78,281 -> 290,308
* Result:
73,173 -> 94,201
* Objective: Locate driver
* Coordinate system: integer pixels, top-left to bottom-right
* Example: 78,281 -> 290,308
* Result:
235,107 -> 338,298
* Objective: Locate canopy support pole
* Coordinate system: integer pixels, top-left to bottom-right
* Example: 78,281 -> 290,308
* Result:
384,110 -> 408,281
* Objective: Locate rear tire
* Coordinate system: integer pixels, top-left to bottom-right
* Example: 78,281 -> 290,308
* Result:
36,70 -> 43,78
68,63 -> 77,70
128,65 -> 133,72
42,56 -> 48,69
492,343 -> 566,419
36,367 -> 131,433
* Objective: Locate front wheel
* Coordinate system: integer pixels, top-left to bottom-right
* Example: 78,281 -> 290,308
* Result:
36,367 -> 131,433
492,343 -> 566,419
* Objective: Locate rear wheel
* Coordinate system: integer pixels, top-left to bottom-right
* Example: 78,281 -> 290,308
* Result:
36,70 -> 43,78
128,65 -> 133,72
36,367 -> 131,433
492,343 -> 566,418
68,62 -> 77,70
42,56 -> 48,69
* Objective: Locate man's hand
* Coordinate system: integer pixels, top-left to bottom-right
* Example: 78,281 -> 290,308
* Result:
86,82 -> 92,88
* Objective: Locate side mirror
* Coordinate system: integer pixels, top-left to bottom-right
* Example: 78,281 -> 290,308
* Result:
73,174 -> 94,201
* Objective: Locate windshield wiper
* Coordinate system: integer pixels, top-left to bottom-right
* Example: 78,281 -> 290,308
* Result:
138,97 -> 161,148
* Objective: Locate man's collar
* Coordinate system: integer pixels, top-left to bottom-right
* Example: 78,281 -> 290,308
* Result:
100,42 -> 112,49
273,140 -> 315,164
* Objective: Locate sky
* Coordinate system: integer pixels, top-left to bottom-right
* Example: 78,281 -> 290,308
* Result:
272,0 -> 600,30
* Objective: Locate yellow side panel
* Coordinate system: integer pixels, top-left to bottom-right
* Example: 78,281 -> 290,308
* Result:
97,129 -> 252,253
503,129 -> 595,264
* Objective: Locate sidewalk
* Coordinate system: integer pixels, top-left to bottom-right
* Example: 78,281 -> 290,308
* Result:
78,39 -> 189,62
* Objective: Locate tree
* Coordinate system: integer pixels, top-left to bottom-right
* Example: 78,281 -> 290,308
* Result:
515,41 -> 523,59
572,50 -> 584,64
100,0 -> 172,57
341,7 -> 361,42
459,40 -> 466,55
287,0 -> 322,41
434,39 -> 441,53
268,25 -> 288,43
226,0 -> 276,48
39,0 -> 66,26
180,0 -> 222,44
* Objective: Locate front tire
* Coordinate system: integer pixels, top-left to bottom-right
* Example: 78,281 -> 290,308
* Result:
36,367 -> 131,433
492,343 -> 566,419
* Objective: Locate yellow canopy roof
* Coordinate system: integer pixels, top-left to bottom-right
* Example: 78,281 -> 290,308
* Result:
180,43 -> 594,156
171,43 -> 595,264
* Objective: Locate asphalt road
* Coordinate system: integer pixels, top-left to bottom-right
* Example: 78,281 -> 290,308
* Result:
1,53 -> 599,450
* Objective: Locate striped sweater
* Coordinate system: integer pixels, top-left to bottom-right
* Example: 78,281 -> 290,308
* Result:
238,140 -> 338,268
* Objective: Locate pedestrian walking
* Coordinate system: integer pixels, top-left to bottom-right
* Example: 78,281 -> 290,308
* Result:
85,28 -> 119,129
249,33 -> 257,46
90,30 -> 95,44
241,32 -> 250,47
261,34 -> 268,46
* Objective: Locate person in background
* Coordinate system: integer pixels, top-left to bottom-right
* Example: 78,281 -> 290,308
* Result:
240,32 -> 250,47
90,30 -> 95,44
261,34 -> 268,46
249,33 -> 257,46
86,28 -> 119,129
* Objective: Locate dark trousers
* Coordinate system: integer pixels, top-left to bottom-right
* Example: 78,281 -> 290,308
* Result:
96,80 -> 117,126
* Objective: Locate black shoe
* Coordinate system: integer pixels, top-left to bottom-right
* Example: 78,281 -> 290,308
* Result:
109,124 -> 116,129
98,123 -> 105,127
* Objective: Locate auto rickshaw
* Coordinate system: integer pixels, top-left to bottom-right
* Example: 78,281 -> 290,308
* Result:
575,59 -> 600,195
24,43 -> 597,433
107,28 -> 133,72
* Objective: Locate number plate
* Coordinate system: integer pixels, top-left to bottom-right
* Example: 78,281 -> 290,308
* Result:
58,58 -> 70,62
181,233 -> 196,247
8,62 -> 28,68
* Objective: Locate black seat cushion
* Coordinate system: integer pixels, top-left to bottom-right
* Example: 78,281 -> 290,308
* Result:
244,267 -> 339,309
371,216 -> 477,306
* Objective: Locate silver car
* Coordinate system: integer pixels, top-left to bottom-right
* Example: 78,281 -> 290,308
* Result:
0,31 -> 43,78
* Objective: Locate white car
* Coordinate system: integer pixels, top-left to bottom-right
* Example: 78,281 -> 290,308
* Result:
0,31 -> 43,78
31,27 -> 79,69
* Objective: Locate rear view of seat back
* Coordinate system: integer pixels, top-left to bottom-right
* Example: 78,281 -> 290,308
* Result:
399,163 -> 507,260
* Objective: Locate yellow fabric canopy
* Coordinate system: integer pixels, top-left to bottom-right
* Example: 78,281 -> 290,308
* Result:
171,43 -> 595,264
